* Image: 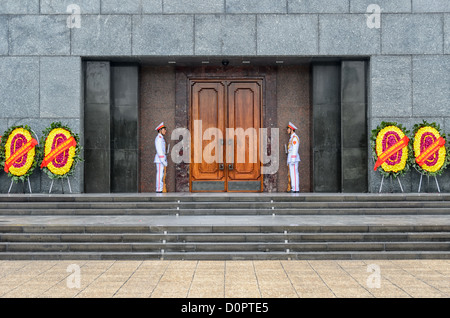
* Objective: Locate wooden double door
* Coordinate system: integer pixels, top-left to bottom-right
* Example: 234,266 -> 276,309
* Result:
190,79 -> 263,192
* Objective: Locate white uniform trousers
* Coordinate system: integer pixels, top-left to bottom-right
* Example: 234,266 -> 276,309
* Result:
289,162 -> 299,192
155,163 -> 165,192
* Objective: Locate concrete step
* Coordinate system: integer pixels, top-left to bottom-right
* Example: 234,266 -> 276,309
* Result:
2,193 -> 450,202
2,232 -> 450,243
2,241 -> 450,253
2,224 -> 450,233
1,207 -> 450,216
1,200 -> 450,209
0,251 -> 449,261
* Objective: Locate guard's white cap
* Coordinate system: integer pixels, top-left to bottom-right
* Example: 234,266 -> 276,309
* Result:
288,122 -> 297,130
155,122 -> 166,131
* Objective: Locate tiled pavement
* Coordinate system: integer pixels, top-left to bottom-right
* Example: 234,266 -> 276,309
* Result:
0,260 -> 449,298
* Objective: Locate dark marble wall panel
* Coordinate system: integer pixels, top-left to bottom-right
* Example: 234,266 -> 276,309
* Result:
111,65 -> 139,193
341,61 -> 368,193
312,64 -> 342,192
84,62 -> 111,193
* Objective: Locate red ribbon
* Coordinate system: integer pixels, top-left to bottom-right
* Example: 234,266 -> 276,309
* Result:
416,137 -> 446,167
4,138 -> 38,173
373,136 -> 409,171
40,136 -> 77,168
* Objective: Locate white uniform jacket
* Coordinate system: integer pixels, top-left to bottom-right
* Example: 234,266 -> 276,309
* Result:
154,133 -> 167,166
287,132 -> 300,165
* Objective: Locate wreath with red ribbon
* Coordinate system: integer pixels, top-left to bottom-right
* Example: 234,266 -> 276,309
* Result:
371,121 -> 410,178
0,125 -> 40,182
409,121 -> 450,177
40,122 -> 82,180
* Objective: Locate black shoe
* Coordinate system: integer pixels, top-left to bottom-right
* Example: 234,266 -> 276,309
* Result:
156,191 -> 162,193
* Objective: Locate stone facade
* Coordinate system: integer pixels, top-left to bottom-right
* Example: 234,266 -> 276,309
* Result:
1,0 -> 450,193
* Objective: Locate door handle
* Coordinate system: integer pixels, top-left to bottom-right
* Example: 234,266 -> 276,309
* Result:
228,164 -> 233,171
219,164 -> 224,170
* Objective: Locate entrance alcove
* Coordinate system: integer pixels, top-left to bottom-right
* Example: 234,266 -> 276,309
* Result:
83,57 -> 368,193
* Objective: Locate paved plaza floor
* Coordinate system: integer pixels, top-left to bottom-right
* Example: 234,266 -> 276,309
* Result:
0,259 -> 448,298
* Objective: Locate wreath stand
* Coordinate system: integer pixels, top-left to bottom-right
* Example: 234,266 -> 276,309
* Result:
417,174 -> 441,193
379,175 -> 404,193
8,178 -> 32,194
374,156 -> 404,193
48,177 -> 72,194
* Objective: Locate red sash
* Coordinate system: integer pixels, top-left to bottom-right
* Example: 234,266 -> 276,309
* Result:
40,136 -> 77,168
416,137 -> 446,167
4,138 -> 38,173
373,136 -> 409,171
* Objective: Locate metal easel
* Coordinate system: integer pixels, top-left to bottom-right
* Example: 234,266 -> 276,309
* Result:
417,174 -> 441,193
8,177 -> 32,194
378,175 -> 404,193
49,177 -> 72,194
373,156 -> 404,193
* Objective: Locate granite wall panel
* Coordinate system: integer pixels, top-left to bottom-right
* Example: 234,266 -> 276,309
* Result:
412,0 -> 450,13
39,57 -> 82,118
350,0 -> 411,13
257,14 -> 318,55
0,57 -> 40,118
71,15 -> 132,56
412,55 -> 450,117
165,0 -> 223,13
226,0 -> 286,13
40,0 -> 101,14
382,14 -> 443,55
8,15 -> 70,55
195,15 -> 256,55
0,0 -> 39,14
289,0 -> 349,13
319,14 -> 380,55
132,15 -> 194,55
0,16 -> 8,55
370,56 -> 412,118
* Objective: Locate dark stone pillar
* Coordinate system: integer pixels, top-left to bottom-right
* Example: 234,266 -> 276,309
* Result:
110,64 -> 139,193
341,61 -> 368,192
84,62 -> 111,193
312,63 -> 342,192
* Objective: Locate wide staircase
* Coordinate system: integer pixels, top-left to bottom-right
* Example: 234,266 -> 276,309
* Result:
0,193 -> 449,260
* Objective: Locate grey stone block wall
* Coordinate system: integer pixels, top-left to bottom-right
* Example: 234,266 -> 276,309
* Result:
382,14 -> 443,55
9,15 -> 70,55
71,15 -> 132,55
350,0 -> 411,13
0,0 -> 449,193
195,14 -> 256,55
41,0 -> 101,14
258,14 -> 318,55
319,14 -> 380,55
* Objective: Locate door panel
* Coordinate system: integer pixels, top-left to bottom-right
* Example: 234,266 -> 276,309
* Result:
191,82 -> 226,182
190,79 -> 262,192
227,82 -> 261,181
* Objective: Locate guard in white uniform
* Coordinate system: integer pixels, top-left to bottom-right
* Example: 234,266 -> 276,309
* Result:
287,122 -> 300,193
154,122 -> 167,193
